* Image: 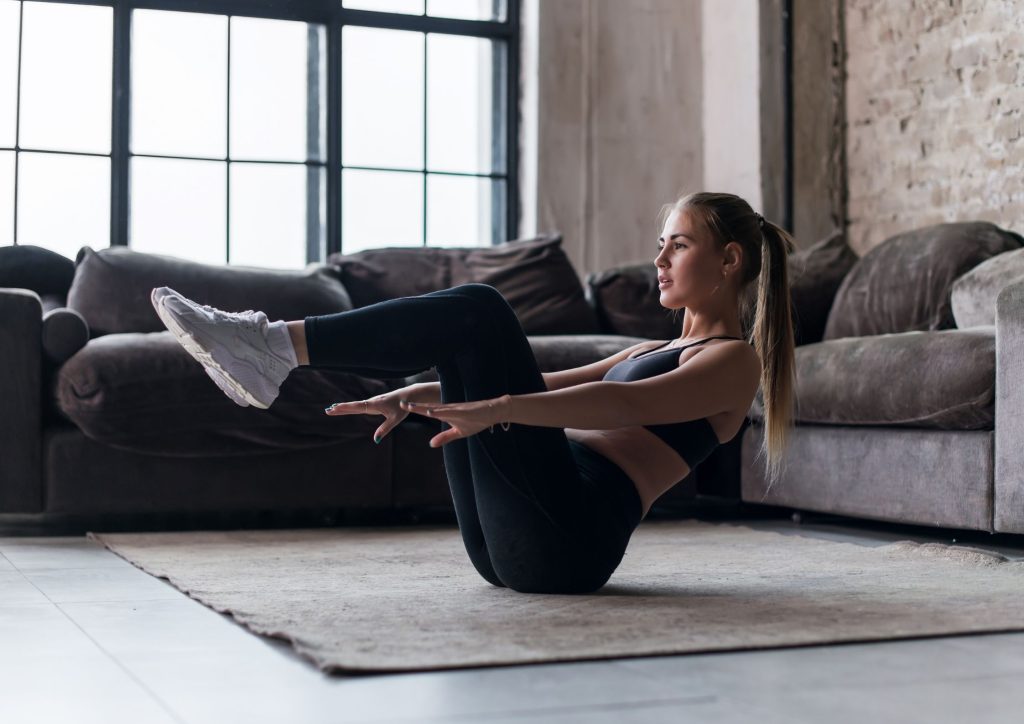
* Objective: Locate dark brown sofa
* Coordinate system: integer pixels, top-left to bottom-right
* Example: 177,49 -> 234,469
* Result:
0,235 -> 741,523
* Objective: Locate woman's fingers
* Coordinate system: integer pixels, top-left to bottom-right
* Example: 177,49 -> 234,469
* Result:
324,400 -> 378,415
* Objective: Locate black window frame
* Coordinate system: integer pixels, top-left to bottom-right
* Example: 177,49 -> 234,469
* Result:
2,0 -> 520,260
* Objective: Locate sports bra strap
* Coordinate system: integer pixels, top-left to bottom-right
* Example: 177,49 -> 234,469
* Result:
678,335 -> 745,350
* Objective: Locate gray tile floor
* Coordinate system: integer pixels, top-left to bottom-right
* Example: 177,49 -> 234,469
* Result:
3,511 -> 1024,724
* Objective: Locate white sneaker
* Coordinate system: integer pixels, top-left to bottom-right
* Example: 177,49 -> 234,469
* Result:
150,287 -> 294,409
151,290 -> 252,408
203,366 -> 250,407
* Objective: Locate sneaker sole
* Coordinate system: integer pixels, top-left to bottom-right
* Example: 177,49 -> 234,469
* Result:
151,289 -> 273,409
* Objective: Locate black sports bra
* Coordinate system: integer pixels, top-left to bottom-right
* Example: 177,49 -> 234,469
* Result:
602,335 -> 746,469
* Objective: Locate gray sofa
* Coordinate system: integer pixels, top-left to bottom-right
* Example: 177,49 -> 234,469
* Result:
742,221 -> 1024,534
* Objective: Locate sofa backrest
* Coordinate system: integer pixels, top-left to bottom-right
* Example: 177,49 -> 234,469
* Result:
823,221 -> 1024,340
67,246 -> 354,337
327,233 -> 601,336
0,244 -> 75,313
588,228 -> 858,345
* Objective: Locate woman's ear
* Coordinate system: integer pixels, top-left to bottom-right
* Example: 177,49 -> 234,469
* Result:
723,241 -> 743,275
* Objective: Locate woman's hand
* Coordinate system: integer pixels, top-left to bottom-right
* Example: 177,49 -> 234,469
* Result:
324,389 -> 410,444
400,395 -> 511,448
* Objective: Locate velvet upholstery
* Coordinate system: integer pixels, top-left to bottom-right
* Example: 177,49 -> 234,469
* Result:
951,247 -> 1024,329
0,288 -> 43,512
55,331 -> 398,457
589,228 -> 857,347
824,221 -> 1023,340
0,244 -> 75,302
327,234 -> 601,335
401,334 -> 649,386
56,331 -> 649,456
994,277 -> 1024,533
41,307 -> 90,364
67,246 -> 353,337
741,424 -> 994,532
749,328 -> 995,429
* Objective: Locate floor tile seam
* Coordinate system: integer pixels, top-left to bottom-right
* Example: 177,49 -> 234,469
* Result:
52,599 -> 190,724
2,564 -> 138,573
360,693 -> 723,724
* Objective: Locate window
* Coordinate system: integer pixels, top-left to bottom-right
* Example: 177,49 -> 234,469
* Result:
0,0 -> 519,266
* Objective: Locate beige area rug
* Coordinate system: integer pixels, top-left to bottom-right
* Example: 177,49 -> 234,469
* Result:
89,520 -> 1024,674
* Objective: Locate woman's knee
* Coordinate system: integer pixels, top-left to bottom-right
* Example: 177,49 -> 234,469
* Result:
450,283 -> 513,316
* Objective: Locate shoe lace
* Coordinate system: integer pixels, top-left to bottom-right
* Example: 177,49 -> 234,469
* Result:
199,304 -> 265,333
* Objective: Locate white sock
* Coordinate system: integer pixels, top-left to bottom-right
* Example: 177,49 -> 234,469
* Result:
265,320 -> 299,371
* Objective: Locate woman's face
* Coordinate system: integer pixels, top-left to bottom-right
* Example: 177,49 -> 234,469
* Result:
654,208 -> 725,310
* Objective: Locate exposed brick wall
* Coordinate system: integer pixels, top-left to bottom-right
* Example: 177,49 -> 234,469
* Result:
845,0 -> 1024,255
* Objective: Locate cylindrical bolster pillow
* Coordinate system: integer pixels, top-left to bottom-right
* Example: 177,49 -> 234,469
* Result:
42,307 -> 90,363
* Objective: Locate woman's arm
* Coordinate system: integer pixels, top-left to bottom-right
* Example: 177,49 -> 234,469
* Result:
499,382 -> 630,430
403,381 -> 441,404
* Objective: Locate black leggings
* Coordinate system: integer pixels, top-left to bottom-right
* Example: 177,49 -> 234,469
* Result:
304,283 -> 643,594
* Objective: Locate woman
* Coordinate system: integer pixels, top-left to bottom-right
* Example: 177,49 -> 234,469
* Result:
151,191 -> 796,595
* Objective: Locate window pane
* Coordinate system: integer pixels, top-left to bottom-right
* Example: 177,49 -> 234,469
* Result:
342,27 -> 423,170
0,151 -> 13,245
19,2 -> 112,154
131,157 -> 226,265
427,34 -> 501,174
230,162 -> 317,269
231,17 -> 326,163
18,152 -> 109,259
427,174 -> 501,247
342,0 -> 424,14
427,0 -> 506,21
132,10 -> 227,159
342,169 -> 422,252
0,2 -> 19,148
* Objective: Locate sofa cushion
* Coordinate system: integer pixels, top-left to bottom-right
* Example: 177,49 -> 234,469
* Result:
588,229 -> 857,345
401,333 -> 651,385
585,264 -> 679,340
55,331 -> 396,456
951,246 -> 1024,329
327,234 -> 601,335
741,228 -> 858,346
67,246 -> 353,337
823,221 -> 1023,340
749,327 -> 995,429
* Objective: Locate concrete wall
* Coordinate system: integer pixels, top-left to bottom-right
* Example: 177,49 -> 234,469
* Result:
845,0 -> 1024,255
519,0 -> 704,277
703,0 -> 762,214
792,0 -> 845,247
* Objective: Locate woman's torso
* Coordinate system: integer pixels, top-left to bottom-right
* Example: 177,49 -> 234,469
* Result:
564,339 -> 751,519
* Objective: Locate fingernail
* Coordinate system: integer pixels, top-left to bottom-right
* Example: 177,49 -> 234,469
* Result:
374,436 -> 381,444
324,407 -> 332,414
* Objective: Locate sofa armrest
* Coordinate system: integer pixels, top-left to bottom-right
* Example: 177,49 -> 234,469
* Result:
0,287 -> 43,512
995,277 -> 1024,532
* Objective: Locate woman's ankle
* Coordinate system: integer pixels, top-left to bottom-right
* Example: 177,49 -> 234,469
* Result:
286,321 -> 310,366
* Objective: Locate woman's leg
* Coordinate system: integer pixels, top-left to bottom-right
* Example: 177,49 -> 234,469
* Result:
304,283 -> 638,593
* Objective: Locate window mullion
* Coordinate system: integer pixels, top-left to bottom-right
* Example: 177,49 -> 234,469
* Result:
111,1 -> 130,247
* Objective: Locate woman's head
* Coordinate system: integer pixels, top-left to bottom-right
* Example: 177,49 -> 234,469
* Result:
656,191 -> 796,489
